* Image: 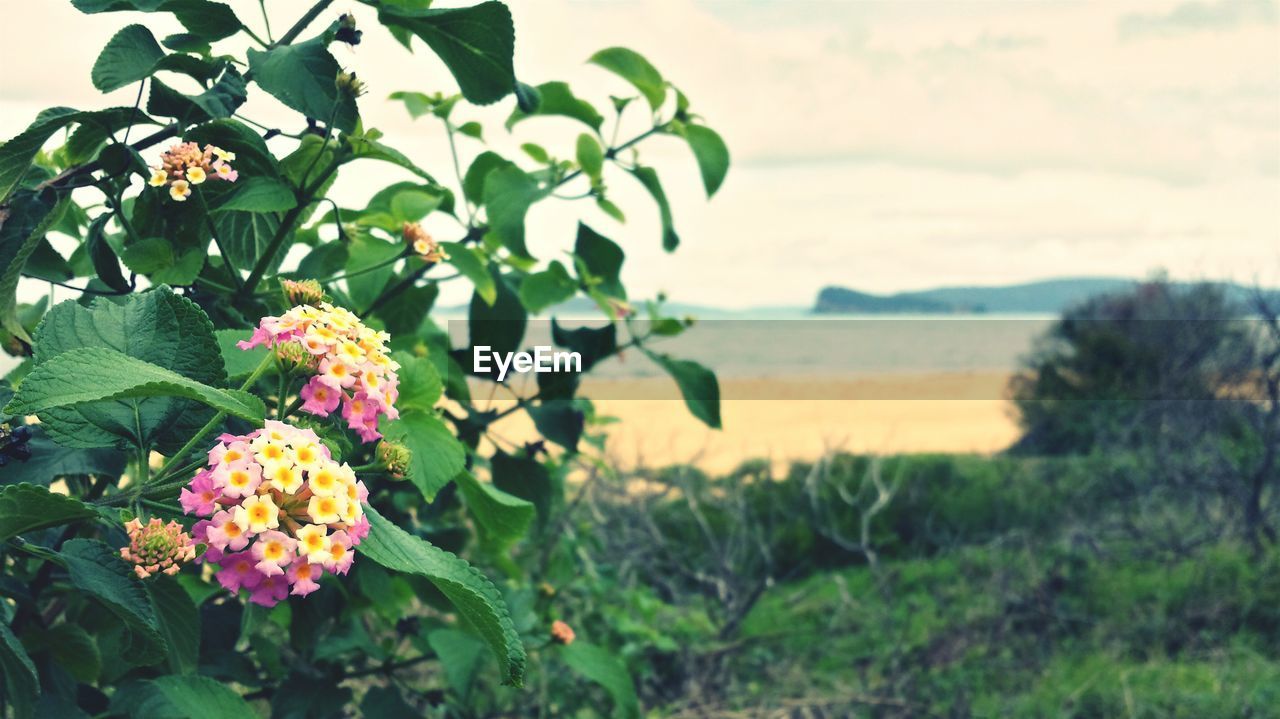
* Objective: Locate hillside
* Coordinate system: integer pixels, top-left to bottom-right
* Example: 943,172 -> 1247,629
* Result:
812,277 -> 1278,314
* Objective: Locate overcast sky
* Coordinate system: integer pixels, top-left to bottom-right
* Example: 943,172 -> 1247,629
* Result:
2,0 -> 1277,308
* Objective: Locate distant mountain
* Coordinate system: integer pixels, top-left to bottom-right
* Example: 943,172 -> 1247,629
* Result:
812,277 -> 1280,314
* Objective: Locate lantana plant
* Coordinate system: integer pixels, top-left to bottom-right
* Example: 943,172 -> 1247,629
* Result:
0,1 -> 727,715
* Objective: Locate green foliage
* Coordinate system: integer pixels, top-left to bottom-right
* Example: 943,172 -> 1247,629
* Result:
0,1 -> 728,713
359,506 -> 527,686
0,483 -> 97,542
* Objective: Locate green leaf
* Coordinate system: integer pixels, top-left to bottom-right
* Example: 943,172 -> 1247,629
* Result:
0,107 -> 81,204
505,81 -> 603,132
643,350 -> 720,428
85,214 -> 131,294
628,165 -> 679,251
0,426 -> 126,486
490,450 -> 555,530
377,2 -> 516,106
247,38 -> 357,132
392,352 -> 442,413
92,24 -> 166,93
0,622 -> 39,719
208,177 -> 296,213
455,469 -> 534,550
148,576 -> 200,675
215,328 -> 271,382
146,675 -> 255,717
463,151 -> 507,206
589,47 -> 666,110
380,411 -> 465,501
60,538 -> 166,664
348,134 -> 438,183
483,164 -> 546,258
681,124 -> 730,197
344,233 -> 401,311
441,243 -> 495,305
27,287 -> 227,451
457,121 -> 484,140
360,505 -> 527,686
551,320 -> 616,371
72,1 -> 242,42
211,210 -> 283,276
147,69 -> 246,123
0,190 -> 63,342
561,641 -> 641,719
6,347 -> 266,427
573,223 -> 625,299
576,133 -> 604,180
469,269 -> 526,359
0,483 -> 97,543
21,623 -> 100,683
427,629 -> 487,698
519,261 -> 577,313
119,237 -> 205,285
527,399 -> 586,452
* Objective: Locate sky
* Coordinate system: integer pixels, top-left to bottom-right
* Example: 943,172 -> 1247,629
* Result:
2,0 -> 1278,308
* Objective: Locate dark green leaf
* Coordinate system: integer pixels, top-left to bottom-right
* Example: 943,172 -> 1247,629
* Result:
0,107 -> 81,204
148,575 -> 200,675
527,399 -> 586,452
0,426 -> 125,486
643,350 -> 720,428
469,269 -> 526,359
0,622 -> 39,719
0,191 -> 62,342
491,450 -> 554,527
628,165 -> 679,251
247,38 -> 357,132
60,538 -> 166,664
427,629 -> 487,697
92,24 -> 166,93
211,210 -> 283,276
551,319 -> 616,371
72,1 -> 242,42
360,506 -> 527,686
146,674 -> 255,717
21,623 -> 100,683
86,214 -> 131,293
147,69 -> 246,123
463,151 -> 507,206
573,223 -> 625,298
0,483 -> 97,543
589,47 -> 666,110
208,177 -> 296,213
377,2 -> 516,105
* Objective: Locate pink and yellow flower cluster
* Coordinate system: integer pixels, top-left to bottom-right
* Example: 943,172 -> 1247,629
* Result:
148,142 -> 238,202
238,303 -> 400,443
181,420 -> 369,607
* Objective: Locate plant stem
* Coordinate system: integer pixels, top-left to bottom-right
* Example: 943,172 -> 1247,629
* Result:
273,0 -> 334,48
152,351 -> 275,481
241,158 -> 343,295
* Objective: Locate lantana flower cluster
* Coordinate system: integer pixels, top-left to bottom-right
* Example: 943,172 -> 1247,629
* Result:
403,222 -> 449,263
148,142 -> 238,202
239,303 -> 400,443
181,420 -> 369,606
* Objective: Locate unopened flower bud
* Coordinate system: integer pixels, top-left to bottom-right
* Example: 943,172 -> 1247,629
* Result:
282,278 -> 325,307
550,620 -> 575,645
538,581 -> 556,597
336,71 -> 367,99
376,440 -> 412,479
120,518 -> 197,579
274,341 -> 314,374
